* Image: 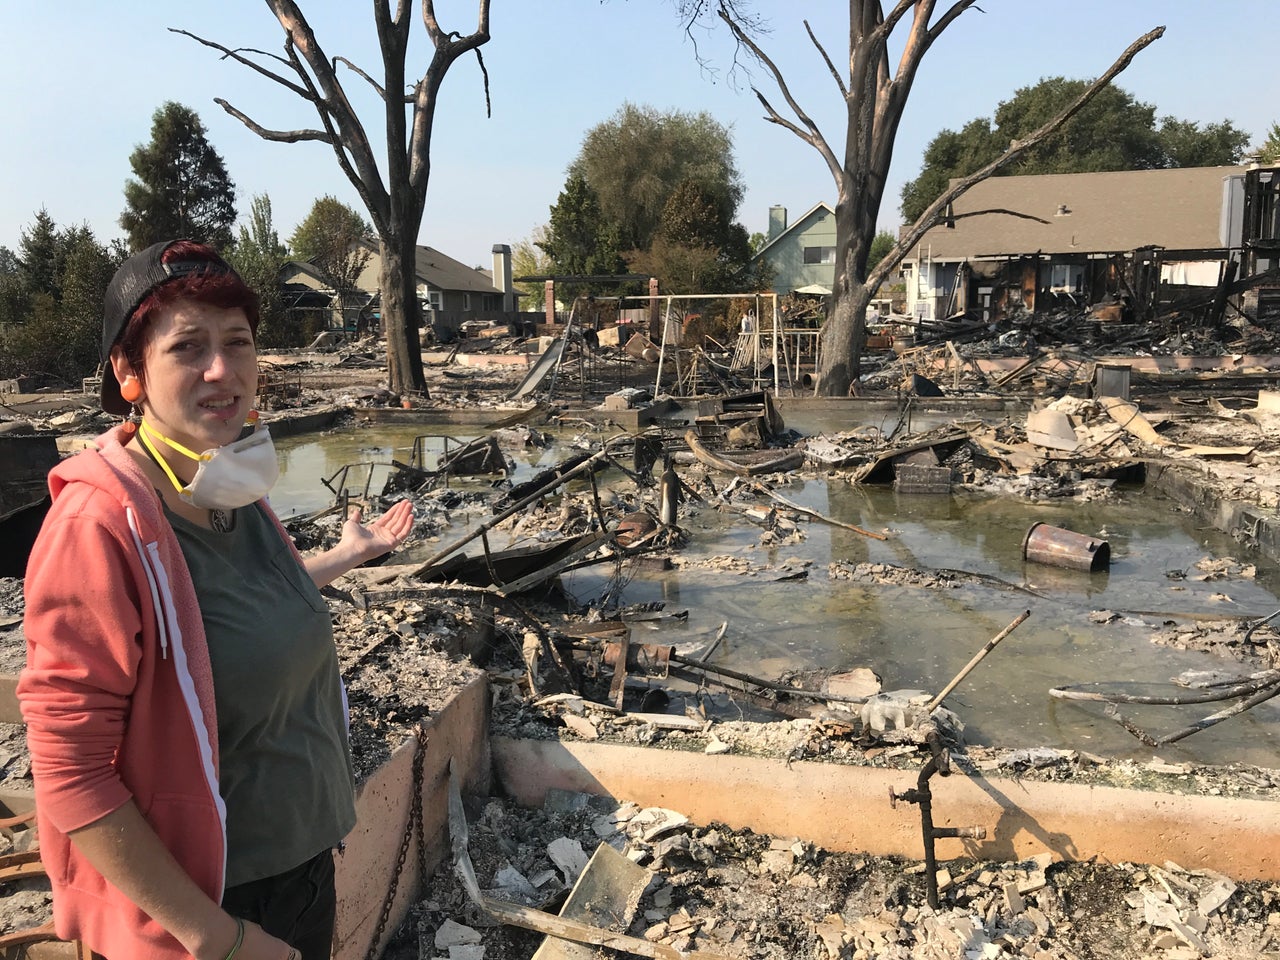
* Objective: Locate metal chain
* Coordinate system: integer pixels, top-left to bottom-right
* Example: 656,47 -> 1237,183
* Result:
365,725 -> 430,960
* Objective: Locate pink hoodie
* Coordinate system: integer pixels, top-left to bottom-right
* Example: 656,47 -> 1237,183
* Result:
19,425 -> 302,958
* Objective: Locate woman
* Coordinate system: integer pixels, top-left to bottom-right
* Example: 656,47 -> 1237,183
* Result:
19,240 -> 413,960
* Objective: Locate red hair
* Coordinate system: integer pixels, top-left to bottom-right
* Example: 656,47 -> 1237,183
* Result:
117,241 -> 260,381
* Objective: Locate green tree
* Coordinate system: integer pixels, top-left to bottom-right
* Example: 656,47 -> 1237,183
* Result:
567,102 -> 744,252
288,196 -> 371,293
867,230 -> 897,273
511,227 -> 553,312
901,79 -> 1248,222
540,174 -> 624,287
0,219 -> 117,384
55,226 -> 118,373
630,178 -> 757,294
0,246 -> 28,328
1259,123 -> 1280,164
227,194 -> 294,346
289,196 -> 372,336
1157,117 -> 1251,168
626,240 -> 721,296
18,209 -> 61,300
119,101 -> 238,252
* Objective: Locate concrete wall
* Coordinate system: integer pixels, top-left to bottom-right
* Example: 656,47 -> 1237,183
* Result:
492,736 -> 1280,881
334,675 -> 490,960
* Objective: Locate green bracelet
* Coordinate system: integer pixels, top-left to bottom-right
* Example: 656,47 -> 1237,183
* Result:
222,917 -> 245,960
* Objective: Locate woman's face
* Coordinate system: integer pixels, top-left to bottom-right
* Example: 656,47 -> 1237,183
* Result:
113,300 -> 258,454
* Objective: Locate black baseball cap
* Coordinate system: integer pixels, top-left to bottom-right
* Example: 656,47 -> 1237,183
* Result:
100,239 -> 236,415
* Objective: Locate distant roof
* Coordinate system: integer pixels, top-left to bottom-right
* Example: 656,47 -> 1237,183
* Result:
908,165 -> 1248,261
356,238 -> 501,294
411,244 -> 501,294
278,260 -> 329,285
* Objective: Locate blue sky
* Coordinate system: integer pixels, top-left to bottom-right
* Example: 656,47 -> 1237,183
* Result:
1,1 -> 1274,268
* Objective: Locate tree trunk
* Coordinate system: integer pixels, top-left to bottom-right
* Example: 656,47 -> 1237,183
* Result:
380,236 -> 426,396
816,282 -> 872,397
816,194 -> 875,396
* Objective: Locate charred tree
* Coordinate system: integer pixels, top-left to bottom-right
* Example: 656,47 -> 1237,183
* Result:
175,1 -> 491,395
701,2 -> 1161,396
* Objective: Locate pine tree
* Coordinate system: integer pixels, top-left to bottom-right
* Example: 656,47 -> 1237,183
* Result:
227,194 -> 294,345
18,208 -> 61,300
119,102 -> 238,252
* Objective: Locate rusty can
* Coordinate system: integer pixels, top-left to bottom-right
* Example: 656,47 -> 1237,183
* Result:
1022,522 -> 1110,572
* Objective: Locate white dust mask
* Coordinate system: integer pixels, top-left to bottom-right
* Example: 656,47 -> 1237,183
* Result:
138,421 -> 279,510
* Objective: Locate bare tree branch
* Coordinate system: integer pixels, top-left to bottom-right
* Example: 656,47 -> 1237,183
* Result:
752,89 -> 818,144
952,207 -> 1052,225
168,28 -> 311,98
333,55 -> 400,102
717,7 -> 840,183
213,97 -> 330,142
803,19 -> 847,99
928,0 -> 982,43
266,0 -> 388,217
867,25 -> 1166,292
475,48 -> 491,119
279,36 -> 382,227
877,0 -> 922,40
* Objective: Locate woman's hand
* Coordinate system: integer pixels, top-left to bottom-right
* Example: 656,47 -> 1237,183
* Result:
341,499 -> 414,565
303,499 -> 416,588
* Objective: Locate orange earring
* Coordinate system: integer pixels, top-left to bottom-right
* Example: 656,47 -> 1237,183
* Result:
120,376 -> 143,404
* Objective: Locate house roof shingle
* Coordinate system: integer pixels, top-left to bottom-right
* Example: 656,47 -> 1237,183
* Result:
908,165 -> 1246,261
353,238 -> 502,295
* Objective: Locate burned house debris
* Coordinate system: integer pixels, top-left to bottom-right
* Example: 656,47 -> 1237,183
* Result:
900,164 -> 1280,331
1,173 -> 1280,959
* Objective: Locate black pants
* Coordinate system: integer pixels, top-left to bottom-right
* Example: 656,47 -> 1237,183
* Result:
221,849 -> 337,960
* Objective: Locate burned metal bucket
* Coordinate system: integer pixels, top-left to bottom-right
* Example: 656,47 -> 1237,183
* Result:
1022,522 -> 1110,572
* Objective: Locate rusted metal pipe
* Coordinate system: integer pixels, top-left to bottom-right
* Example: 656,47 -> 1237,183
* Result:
926,610 -> 1030,712
889,727 -> 987,909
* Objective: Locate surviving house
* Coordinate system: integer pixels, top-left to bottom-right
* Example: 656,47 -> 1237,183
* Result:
353,240 -> 514,340
748,203 -> 838,297
898,165 -> 1267,323
282,241 -> 516,340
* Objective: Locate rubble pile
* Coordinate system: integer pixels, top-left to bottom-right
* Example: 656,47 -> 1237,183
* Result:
384,790 -> 1280,960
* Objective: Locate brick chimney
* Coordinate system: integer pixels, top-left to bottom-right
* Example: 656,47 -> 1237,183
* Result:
491,243 -> 514,312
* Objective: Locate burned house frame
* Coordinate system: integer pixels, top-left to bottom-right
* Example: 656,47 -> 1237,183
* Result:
901,164 -> 1280,327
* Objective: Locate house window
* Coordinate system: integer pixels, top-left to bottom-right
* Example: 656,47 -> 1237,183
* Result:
463,293 -> 472,311
1050,264 -> 1083,293
803,246 -> 836,265
425,289 -> 442,311
483,294 -> 497,311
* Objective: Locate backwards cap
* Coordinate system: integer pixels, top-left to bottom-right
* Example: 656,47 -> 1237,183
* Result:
100,239 -> 235,415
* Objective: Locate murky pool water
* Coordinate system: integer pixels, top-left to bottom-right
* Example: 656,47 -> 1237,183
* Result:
273,423 -> 1280,769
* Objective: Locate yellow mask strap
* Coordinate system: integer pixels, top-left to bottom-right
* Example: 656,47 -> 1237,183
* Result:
138,422 -> 208,498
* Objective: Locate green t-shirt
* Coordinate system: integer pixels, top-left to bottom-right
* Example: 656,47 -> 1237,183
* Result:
166,502 -> 356,886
